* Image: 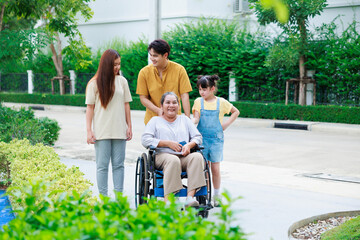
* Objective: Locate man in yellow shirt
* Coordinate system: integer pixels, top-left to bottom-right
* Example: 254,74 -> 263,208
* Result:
136,39 -> 192,124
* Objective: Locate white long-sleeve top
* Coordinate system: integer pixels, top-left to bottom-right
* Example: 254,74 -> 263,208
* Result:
142,115 -> 202,154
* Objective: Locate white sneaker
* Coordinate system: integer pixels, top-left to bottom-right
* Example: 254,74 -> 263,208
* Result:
213,195 -> 221,207
185,199 -> 200,208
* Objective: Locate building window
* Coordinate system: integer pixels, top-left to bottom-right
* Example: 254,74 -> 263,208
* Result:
234,0 -> 251,13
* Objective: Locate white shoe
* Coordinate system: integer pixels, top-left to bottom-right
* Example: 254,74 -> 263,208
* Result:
213,195 -> 221,207
185,199 -> 200,208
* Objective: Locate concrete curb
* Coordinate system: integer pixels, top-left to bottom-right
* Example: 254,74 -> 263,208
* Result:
310,122 -> 360,135
288,210 -> 360,239
2,102 -> 360,136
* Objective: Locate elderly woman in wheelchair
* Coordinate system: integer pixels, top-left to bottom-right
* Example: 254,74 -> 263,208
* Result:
141,92 -> 208,207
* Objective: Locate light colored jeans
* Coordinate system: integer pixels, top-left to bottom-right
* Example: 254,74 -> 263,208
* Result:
94,139 -> 126,196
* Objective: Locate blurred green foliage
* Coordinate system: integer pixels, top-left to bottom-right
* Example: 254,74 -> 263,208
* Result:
0,104 -> 60,145
0,179 -> 246,239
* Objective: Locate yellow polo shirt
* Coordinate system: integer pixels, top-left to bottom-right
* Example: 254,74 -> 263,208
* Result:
136,60 -> 192,124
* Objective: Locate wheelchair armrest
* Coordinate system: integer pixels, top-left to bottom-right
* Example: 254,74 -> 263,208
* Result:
148,145 -> 156,151
196,145 -> 204,150
148,145 -> 157,155
191,144 -> 204,152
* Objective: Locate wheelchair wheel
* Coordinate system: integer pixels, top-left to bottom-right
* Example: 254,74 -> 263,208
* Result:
197,195 -> 207,205
198,210 -> 209,218
197,159 -> 212,207
135,153 -> 150,208
196,195 -> 211,218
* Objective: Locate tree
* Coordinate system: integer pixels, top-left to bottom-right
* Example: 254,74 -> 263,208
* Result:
0,0 -> 47,73
7,0 -> 93,94
248,0 -> 327,105
258,0 -> 289,23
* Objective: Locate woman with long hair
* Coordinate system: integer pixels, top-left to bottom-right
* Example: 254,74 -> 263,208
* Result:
86,49 -> 132,196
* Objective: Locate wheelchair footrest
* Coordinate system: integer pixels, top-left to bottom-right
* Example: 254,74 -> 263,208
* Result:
154,186 -> 207,198
195,204 -> 213,211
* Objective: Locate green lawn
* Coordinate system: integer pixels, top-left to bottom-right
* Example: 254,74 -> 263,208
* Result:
321,216 -> 360,240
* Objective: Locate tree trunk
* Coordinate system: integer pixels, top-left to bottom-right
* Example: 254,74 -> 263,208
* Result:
298,19 -> 308,106
298,55 -> 306,105
0,4 -> 6,32
50,32 -> 65,95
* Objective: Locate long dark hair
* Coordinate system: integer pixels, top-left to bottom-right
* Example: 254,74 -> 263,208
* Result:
95,49 -> 120,109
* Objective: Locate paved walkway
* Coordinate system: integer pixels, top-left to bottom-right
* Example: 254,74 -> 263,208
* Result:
3,102 -> 360,240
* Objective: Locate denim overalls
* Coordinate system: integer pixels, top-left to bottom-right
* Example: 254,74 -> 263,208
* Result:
197,97 -> 224,163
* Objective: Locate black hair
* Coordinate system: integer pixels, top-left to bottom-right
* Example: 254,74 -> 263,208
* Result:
196,75 -> 220,90
148,39 -> 171,57
160,92 -> 179,105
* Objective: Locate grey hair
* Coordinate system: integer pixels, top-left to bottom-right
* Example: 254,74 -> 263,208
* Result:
160,92 -> 179,105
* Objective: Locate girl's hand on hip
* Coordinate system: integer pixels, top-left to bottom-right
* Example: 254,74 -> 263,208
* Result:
222,123 -> 229,131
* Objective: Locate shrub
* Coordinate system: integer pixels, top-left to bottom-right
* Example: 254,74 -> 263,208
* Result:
306,20 -> 360,105
0,105 -> 44,145
0,104 -> 60,145
163,18 -> 272,100
0,151 -> 11,189
0,139 -> 93,210
37,117 -> 61,146
0,93 -> 86,107
233,101 -> 360,124
0,181 -> 246,239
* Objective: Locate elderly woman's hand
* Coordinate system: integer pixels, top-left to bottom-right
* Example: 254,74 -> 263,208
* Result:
181,144 -> 191,156
167,141 -> 183,152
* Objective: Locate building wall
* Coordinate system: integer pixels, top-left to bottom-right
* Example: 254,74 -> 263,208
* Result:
310,0 -> 360,32
77,0 -> 360,50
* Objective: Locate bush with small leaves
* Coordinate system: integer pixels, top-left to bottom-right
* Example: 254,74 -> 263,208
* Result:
0,104 -> 61,145
0,139 -> 93,209
1,181 -> 247,240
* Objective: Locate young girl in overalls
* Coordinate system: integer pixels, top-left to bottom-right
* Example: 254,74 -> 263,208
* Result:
192,75 -> 240,207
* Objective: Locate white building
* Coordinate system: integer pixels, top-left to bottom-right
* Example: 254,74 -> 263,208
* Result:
77,0 -> 360,50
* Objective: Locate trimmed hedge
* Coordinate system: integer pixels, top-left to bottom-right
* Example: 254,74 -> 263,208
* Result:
0,139 -> 93,209
233,102 -> 360,124
0,92 -> 146,110
0,92 -> 359,124
0,92 -> 86,107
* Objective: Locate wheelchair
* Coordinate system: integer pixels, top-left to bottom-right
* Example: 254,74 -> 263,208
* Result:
135,145 -> 213,218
